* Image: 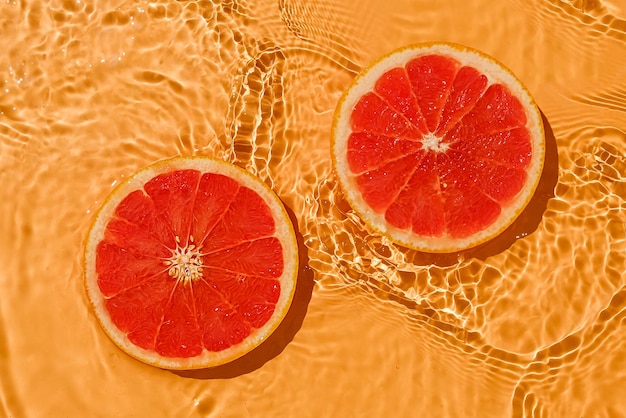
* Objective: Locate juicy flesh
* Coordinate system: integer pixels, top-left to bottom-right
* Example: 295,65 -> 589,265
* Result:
348,54 -> 532,239
95,170 -> 284,358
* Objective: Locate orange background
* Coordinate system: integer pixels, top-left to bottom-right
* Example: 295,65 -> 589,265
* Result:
2,0 -> 626,416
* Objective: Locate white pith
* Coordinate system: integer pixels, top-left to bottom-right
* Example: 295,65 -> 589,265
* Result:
164,235 -> 204,284
421,133 -> 449,153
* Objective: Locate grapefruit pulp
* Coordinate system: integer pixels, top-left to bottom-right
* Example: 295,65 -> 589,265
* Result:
84,157 -> 298,370
331,42 -> 545,253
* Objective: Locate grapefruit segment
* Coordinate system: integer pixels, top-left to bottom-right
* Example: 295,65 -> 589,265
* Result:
435,66 -> 488,135
373,67 -> 428,134
155,284 -> 203,358
347,132 -> 422,174
351,92 -> 423,139
443,148 -> 528,203
144,169 -> 201,243
385,152 -> 445,236
95,241 -> 165,296
85,157 -> 298,369
461,84 -> 527,134
356,151 -> 425,213
406,54 -> 459,132
332,42 -> 545,252
210,272 -> 280,328
478,164 -> 527,203
103,218 -> 170,259
190,173 -> 239,246
452,127 -> 533,169
437,153 -> 502,238
114,190 -> 174,247
104,272 -> 174,350
191,277 -> 238,352
203,237 -> 284,278
201,186 -> 276,253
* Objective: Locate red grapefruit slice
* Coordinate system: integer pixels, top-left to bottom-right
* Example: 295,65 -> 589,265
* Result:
84,157 -> 298,369
331,42 -> 545,253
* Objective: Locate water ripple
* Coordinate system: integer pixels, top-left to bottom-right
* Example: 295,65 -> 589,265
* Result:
2,0 -> 626,416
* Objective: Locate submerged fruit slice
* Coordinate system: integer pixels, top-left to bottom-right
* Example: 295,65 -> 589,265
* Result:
331,42 -> 545,252
84,157 -> 298,369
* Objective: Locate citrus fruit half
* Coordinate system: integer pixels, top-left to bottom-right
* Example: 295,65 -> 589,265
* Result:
84,157 -> 298,370
331,42 -> 545,253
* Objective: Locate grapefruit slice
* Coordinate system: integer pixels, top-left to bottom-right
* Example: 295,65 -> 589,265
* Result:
84,157 -> 298,370
331,42 -> 545,253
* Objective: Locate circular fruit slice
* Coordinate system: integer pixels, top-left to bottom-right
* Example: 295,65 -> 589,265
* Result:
84,157 -> 298,370
331,42 -> 545,253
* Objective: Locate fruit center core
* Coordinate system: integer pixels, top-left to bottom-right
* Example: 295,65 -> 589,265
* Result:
164,236 -> 203,283
421,133 -> 449,153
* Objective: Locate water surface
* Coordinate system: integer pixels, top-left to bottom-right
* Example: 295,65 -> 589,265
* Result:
2,0 -> 626,416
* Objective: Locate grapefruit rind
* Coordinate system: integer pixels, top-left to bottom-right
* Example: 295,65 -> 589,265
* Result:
84,157 -> 299,370
331,42 -> 545,253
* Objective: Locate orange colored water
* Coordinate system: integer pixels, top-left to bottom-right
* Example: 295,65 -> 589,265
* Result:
2,0 -> 626,416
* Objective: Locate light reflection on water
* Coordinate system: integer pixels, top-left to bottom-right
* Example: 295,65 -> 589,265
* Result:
1,0 -> 626,416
